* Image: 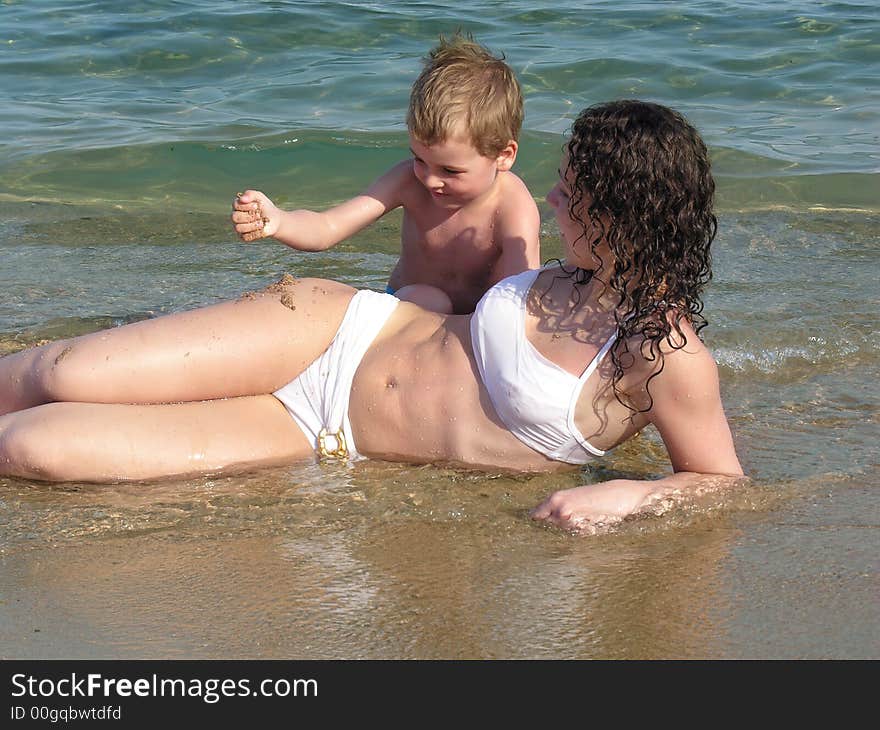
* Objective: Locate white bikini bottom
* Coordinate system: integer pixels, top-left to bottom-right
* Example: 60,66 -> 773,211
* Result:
273,289 -> 399,461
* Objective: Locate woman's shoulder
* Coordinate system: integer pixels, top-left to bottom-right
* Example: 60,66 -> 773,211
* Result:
621,313 -> 719,388
610,318 -> 722,440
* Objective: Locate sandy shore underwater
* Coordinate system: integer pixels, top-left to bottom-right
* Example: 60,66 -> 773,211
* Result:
1,456 -> 877,659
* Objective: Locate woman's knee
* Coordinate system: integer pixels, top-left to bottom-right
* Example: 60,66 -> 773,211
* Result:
26,338 -> 121,406
18,340 -> 85,404
0,405 -> 79,481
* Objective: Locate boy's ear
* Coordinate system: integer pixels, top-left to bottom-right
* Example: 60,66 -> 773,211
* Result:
495,141 -> 518,171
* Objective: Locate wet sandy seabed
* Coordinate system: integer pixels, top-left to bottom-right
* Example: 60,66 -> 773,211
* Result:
1,461 -> 876,660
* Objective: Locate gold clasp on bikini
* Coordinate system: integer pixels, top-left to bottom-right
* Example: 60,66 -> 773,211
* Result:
317,428 -> 349,460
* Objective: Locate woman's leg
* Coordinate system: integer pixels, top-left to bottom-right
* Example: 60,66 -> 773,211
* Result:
0,395 -> 313,482
0,277 -> 355,416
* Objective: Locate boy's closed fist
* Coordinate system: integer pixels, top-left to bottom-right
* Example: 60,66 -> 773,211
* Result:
232,190 -> 277,241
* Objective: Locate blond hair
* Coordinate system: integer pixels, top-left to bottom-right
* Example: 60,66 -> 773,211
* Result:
406,34 -> 523,158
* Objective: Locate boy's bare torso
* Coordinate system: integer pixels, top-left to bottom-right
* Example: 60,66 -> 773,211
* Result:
388,167 -> 535,314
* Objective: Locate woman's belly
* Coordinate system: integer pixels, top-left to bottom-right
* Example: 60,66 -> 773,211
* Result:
348,312 -> 570,472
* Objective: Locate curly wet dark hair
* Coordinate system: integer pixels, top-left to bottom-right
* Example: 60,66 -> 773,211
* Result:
563,100 -> 716,413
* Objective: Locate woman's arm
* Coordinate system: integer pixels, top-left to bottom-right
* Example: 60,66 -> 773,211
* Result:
531,335 -> 745,532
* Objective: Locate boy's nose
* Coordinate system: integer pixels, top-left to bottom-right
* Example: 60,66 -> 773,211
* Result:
423,172 -> 443,189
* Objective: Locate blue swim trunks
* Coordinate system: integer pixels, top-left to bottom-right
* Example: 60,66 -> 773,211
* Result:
385,285 -> 397,296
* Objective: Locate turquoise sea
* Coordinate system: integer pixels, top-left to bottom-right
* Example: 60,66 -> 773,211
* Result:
0,1 -> 878,659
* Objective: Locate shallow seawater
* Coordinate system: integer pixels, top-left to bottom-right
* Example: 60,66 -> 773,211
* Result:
1,0 -> 878,659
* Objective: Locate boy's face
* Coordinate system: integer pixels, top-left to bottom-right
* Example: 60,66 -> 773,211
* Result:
409,133 -> 514,209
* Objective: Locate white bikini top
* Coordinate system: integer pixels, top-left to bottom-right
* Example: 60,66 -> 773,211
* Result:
470,266 -> 617,465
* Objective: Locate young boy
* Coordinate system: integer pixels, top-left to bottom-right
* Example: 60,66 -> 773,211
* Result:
231,34 -> 540,314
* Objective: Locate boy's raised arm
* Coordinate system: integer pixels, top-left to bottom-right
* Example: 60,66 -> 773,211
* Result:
232,162 -> 410,250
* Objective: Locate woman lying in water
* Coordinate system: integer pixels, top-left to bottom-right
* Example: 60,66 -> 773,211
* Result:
0,100 -> 743,531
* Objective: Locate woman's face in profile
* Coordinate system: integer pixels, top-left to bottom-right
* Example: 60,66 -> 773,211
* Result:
546,153 -> 608,269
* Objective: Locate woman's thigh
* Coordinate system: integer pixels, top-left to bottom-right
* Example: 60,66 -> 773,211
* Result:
1,277 -> 356,412
0,394 -> 314,482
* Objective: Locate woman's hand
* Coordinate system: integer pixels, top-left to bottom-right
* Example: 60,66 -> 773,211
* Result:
530,479 -> 658,532
530,472 -> 747,533
232,190 -> 280,242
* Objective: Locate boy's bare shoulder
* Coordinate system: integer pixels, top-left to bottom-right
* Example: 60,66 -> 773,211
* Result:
385,159 -> 416,180
366,160 -> 419,206
496,172 -> 538,211
497,170 -> 533,195
494,172 -> 540,229
487,172 -> 541,275
385,160 -> 428,203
